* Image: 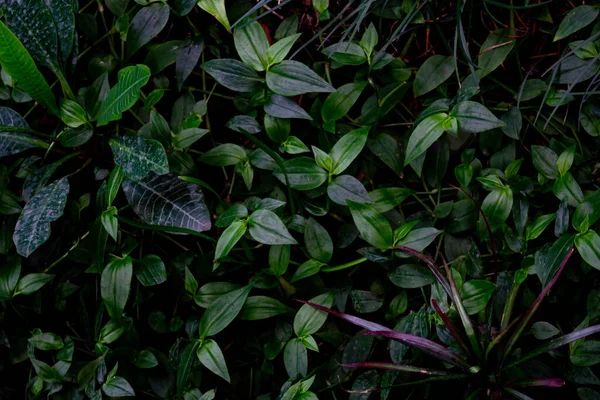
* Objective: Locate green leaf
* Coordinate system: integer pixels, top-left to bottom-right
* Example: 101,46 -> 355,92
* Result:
531,145 -> 559,179
13,178 -> 69,257
239,296 -> 293,320
0,257 -> 20,301
367,133 -> 403,175
198,284 -> 252,338
322,81 -> 368,122
526,214 -> 556,241
267,33 -> 301,66
122,173 -> 211,232
201,59 -> 263,92
28,332 -> 64,351
273,157 -> 327,190
234,21 -> 269,71
267,60 -> 334,96
329,126 -> 370,175
459,280 -> 496,315
518,79 -> 547,102
214,220 -> 247,266
198,0 -> 230,29
173,128 -> 209,148
500,106 -> 522,140
554,5 -> 599,42
101,207 -> 118,241
571,341 -> 600,367
110,136 -> 169,181
450,101 -> 504,134
370,187 -> 413,213
248,209 -> 297,245
305,217 -> 333,263
136,254 -> 166,286
389,264 -> 435,288
264,114 -> 290,143
575,230 -> 600,270
14,273 -> 53,295
0,21 -> 57,114
176,342 -> 199,397
557,145 -> 575,177
413,55 -> 455,97
269,245 -> 290,276
265,94 -> 312,120
59,99 -> 87,128
101,257 -> 133,320
532,321 -> 560,340
102,376 -> 135,397
0,107 -> 48,157
292,259 -> 324,282
176,36 -> 204,90
197,339 -> 230,382
395,228 -> 442,254
294,292 -> 334,336
327,175 -> 371,205
553,172 -> 584,208
404,113 -> 448,166
199,143 -> 247,166
44,0 -> 75,66
478,29 -> 516,76
347,200 -> 393,250
97,65 -> 151,126
215,204 -> 248,227
360,23 -> 378,59
480,187 -> 513,231
135,350 -> 158,369
184,267 -> 198,294
99,318 -> 130,344
284,338 -> 308,379
126,3 -> 170,58
59,126 -> 93,147
574,190 -> 600,231
535,234 -> 574,286
194,282 -> 240,308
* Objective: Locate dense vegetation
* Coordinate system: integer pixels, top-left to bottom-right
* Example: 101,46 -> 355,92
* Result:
2,0 -> 600,399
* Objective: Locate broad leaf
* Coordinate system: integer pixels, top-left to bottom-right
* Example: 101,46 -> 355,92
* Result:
214,220 -> 247,267
554,6 -> 599,42
294,293 -> 334,336
322,81 -> 368,122
267,33 -> 301,66
45,0 -> 76,66
201,59 -> 263,92
478,29 -> 516,76
14,273 -> 54,295
0,107 -> 48,157
198,285 -> 252,338
176,36 -> 204,90
234,21 -> 269,71
264,94 -> 312,120
198,0 -> 230,30
450,101 -> 504,134
575,230 -> 600,270
97,65 -> 151,126
102,377 -> 135,397
239,296 -> 293,320
109,136 -> 169,181
0,21 -> 57,114
480,187 -> 513,231
267,61 -> 334,96
329,126 -> 370,175
248,210 -> 297,245
347,200 -> 393,250
404,113 -> 448,166
460,280 -> 496,315
126,3 -> 170,58
197,339 -> 230,382
305,217 -> 333,263
414,55 -> 455,97
101,257 -> 133,320
122,172 -> 211,232
13,178 -> 69,257
327,175 -> 372,206
273,157 -> 327,190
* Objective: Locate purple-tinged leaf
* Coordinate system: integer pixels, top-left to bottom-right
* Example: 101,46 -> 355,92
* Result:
512,378 -> 565,387
363,331 -> 472,369
504,324 -> 600,370
343,361 -> 451,376
431,298 -> 471,357
502,249 -> 575,365
298,300 -> 473,370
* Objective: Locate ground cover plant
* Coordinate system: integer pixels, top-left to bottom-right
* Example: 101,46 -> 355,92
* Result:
3,0 -> 600,398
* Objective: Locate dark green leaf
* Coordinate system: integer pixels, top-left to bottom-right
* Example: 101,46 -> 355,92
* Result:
97,65 -> 151,126
234,21 -> 269,71
478,29 -> 516,76
575,230 -> 600,270
450,101 -> 505,134
197,339 -> 230,382
198,285 -> 252,338
347,200 -> 392,250
305,217 -> 333,263
248,209 -> 297,245
322,81 -> 367,122
273,157 -> 327,190
201,59 -> 262,92
414,55 -> 455,97
136,254 -> 167,287
459,280 -> 496,315
126,3 -> 170,58
267,60 -> 334,96
327,175 -> 371,206
101,257 -> 133,320
110,136 -> 169,181
102,376 -> 135,397
554,6 -> 599,42
239,296 -> 293,320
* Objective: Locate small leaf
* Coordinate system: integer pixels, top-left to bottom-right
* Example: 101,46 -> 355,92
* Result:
126,3 -> 170,58
531,145 -> 559,179
134,350 -> 158,369
198,285 -> 252,338
28,332 -> 64,351
201,59 -> 262,92
284,338 -> 308,379
136,254 -> 167,287
532,321 -> 560,340
239,296 -> 293,320
214,220 -> 247,267
347,200 -> 393,250
459,280 -> 496,315
480,187 -> 513,231
0,107 -> 48,158
234,21 -> 269,71
102,376 -> 135,397
575,230 -> 600,270
273,157 -> 327,190
265,94 -> 312,120
14,273 -> 53,295
97,65 -> 151,126
267,33 -> 301,66
327,175 -> 372,206
526,214 -> 556,241
413,55 -> 455,97
389,264 -> 435,288
554,6 -> 599,42
248,209 -> 297,245
267,60 -> 334,96
305,217 -> 333,263
110,136 -> 169,181
557,145 -> 575,177
0,256 -> 20,301
478,29 -> 516,76
13,178 -> 69,257
197,339 -> 230,382
322,81 -> 368,122
294,293 -> 334,336
59,99 -> 87,128
101,257 -> 133,320
198,0 -> 230,29
450,101 -> 505,134
329,126 -> 370,175
571,341 -> 600,367
404,113 -> 448,166
199,143 -> 247,166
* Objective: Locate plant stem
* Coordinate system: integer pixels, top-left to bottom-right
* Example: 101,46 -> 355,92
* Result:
322,257 -> 368,272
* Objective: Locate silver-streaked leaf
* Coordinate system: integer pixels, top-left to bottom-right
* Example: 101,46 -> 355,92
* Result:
0,107 -> 48,158
109,136 -> 169,181
122,172 -> 211,232
13,178 -> 69,257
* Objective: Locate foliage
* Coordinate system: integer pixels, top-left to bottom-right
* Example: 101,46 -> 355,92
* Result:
1,1 -> 600,399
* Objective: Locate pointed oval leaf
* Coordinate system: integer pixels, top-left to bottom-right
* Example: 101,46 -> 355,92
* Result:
305,217 -> 333,263
327,175 -> 372,205
273,157 -> 327,190
248,209 -> 297,245
197,339 -> 230,382
101,257 -> 133,320
197,0 -> 230,29
234,21 -> 269,71
13,178 -> 69,257
102,376 -> 135,397
450,101 -> 504,134
267,60 -> 334,96
554,6 -> 599,42
322,81 -> 368,122
478,29 -> 516,76
264,94 -> 312,120
404,113 -> 448,166
414,55 -> 455,97
575,230 -> 600,270
122,172 -> 211,232
329,126 -> 370,175
126,3 -> 170,58
109,136 -> 169,181
0,107 -> 48,157
97,65 -> 151,126
347,200 -> 393,250
198,284 -> 252,338
201,59 -> 263,92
